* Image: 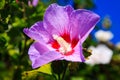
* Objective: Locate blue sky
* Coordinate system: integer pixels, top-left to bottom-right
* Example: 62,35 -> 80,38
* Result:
93,0 -> 120,43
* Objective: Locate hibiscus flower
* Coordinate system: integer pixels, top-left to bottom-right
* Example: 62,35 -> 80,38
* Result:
23,3 -> 100,68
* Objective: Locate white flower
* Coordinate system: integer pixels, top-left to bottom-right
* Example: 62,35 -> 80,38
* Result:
95,30 -> 113,42
85,44 -> 113,66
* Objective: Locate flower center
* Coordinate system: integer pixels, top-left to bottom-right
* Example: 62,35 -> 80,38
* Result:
53,34 -> 72,54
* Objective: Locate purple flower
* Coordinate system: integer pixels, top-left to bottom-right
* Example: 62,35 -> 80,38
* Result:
23,3 -> 100,69
28,0 -> 39,7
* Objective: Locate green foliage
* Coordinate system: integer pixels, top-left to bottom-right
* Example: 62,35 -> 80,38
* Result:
0,0 -> 5,9
0,0 -> 48,79
74,0 -> 95,9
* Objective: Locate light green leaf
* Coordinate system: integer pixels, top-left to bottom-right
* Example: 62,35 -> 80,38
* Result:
71,77 -> 84,80
37,63 -> 52,75
22,63 -> 52,80
0,0 -> 5,9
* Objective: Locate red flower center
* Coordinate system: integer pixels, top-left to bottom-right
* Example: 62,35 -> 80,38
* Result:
51,33 -> 79,56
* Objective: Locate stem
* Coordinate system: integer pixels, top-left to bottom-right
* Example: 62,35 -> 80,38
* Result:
58,74 -> 61,80
61,61 -> 69,80
52,74 -> 57,80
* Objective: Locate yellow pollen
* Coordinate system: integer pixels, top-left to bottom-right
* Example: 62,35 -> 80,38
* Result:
53,34 -> 72,54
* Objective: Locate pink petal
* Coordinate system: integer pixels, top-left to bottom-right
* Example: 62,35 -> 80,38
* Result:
43,3 -> 73,35
23,21 -> 52,43
28,42 -> 63,68
62,40 -> 85,62
70,9 -> 100,43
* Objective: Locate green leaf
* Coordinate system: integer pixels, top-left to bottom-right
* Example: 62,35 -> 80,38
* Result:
23,63 -> 52,76
22,63 -> 52,80
22,70 -> 38,80
12,17 -> 27,28
71,77 -> 84,80
37,63 -> 52,75
0,0 -> 5,9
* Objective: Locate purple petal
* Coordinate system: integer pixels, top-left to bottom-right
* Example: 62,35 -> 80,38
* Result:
43,3 -> 73,35
28,42 -> 63,68
64,5 -> 74,17
32,0 -> 39,7
63,40 -> 85,62
70,9 -> 100,43
23,21 -> 52,43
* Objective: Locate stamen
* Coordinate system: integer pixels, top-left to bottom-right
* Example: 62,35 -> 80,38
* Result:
53,34 -> 72,54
